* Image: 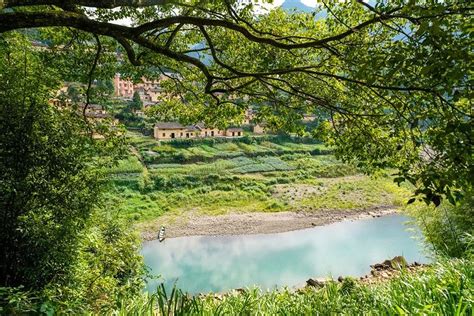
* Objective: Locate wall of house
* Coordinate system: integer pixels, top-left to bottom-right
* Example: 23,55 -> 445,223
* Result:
225,130 -> 243,137
114,75 -> 134,98
252,124 -> 265,134
200,128 -> 224,138
114,75 -> 163,102
154,128 -> 197,140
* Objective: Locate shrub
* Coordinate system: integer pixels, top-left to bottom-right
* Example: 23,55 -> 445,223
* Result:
409,192 -> 474,258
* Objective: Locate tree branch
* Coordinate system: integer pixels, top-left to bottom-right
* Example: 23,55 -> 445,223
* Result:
3,0 -> 172,9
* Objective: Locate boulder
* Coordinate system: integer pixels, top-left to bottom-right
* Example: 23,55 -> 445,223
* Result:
386,256 -> 408,269
306,277 -> 331,288
371,256 -> 408,271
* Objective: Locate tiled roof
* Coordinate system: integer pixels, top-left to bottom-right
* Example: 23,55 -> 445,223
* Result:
79,103 -> 104,110
85,112 -> 111,119
226,127 -> 243,132
155,122 -> 186,129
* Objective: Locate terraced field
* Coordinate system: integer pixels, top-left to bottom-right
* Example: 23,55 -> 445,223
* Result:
104,132 -> 411,231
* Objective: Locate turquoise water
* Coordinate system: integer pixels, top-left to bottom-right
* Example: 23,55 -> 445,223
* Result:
142,215 -> 430,294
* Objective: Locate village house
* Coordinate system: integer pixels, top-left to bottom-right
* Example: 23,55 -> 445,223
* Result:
154,122 -> 243,140
79,103 -> 107,115
302,114 -> 317,122
195,123 -> 225,138
243,108 -> 255,125
224,127 -> 244,137
113,74 -> 164,103
76,103 -> 119,126
154,122 -> 198,140
252,123 -> 267,135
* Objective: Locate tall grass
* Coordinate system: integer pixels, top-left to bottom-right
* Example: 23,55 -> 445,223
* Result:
107,156 -> 143,174
120,257 -> 473,315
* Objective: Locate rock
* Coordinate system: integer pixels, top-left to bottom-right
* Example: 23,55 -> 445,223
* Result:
373,263 -> 387,270
387,256 -> 408,269
311,222 -> 316,226
373,256 -> 408,271
338,276 -> 344,282
414,261 -> 421,266
306,277 -> 330,288
235,288 -> 245,294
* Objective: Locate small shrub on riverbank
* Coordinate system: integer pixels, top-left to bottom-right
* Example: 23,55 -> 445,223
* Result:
409,191 -> 474,258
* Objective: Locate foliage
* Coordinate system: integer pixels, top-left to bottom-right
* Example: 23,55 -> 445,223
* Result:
0,214 -> 146,314
1,0 -> 471,205
0,33 -> 104,289
0,32 -> 142,314
106,134 -> 407,224
409,192 -> 474,258
129,91 -> 143,112
107,155 -> 144,174
165,134 -> 322,148
132,132 -> 328,164
120,257 -> 473,315
42,213 -> 146,313
0,1 -> 472,314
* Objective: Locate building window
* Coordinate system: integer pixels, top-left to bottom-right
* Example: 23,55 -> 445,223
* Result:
162,133 -> 166,137
205,131 -> 208,136
211,131 -> 214,136
186,133 -> 189,138
238,132 -> 241,136
180,132 -> 183,136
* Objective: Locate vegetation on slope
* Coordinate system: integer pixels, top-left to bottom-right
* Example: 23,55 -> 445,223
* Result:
104,133 -> 411,226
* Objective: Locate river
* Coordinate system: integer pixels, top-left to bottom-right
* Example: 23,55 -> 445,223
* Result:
142,214 -> 430,294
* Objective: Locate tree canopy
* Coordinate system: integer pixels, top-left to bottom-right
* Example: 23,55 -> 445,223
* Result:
0,0 -> 472,204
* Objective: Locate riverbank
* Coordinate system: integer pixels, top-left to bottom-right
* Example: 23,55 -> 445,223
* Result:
141,206 -> 397,240
211,257 -> 429,297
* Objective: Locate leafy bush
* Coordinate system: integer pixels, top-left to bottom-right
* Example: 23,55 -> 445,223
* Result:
409,192 -> 474,258
0,215 -> 146,314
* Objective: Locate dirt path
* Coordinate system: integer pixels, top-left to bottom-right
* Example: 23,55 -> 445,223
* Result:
141,206 -> 397,241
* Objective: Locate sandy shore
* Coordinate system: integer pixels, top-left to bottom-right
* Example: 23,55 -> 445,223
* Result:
142,206 -> 397,241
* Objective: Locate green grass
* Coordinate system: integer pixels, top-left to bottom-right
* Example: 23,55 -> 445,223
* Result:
106,172 -> 410,223
125,132 -> 330,164
105,133 -> 411,227
120,257 -> 473,315
107,155 -> 143,174
298,176 -> 411,210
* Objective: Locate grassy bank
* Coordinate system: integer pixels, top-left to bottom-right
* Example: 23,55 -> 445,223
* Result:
122,257 -> 473,315
104,132 -> 412,228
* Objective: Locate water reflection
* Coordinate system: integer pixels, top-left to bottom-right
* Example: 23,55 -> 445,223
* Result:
142,215 -> 429,294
